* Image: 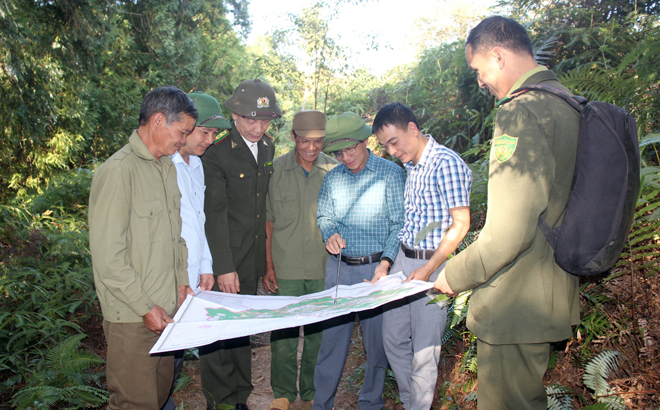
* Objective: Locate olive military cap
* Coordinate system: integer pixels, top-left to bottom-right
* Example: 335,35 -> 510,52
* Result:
323,112 -> 372,152
224,79 -> 282,120
188,91 -> 231,129
292,110 -> 326,139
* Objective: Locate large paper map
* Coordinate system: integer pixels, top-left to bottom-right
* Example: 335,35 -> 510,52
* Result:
150,272 -> 434,353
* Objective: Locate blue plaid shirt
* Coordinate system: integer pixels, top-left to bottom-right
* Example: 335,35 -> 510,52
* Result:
399,136 -> 472,250
317,150 -> 405,260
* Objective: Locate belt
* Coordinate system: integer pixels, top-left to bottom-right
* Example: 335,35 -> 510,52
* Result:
401,244 -> 436,260
339,251 -> 383,266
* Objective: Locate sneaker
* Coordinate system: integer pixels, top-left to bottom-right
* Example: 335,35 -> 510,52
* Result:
269,397 -> 290,410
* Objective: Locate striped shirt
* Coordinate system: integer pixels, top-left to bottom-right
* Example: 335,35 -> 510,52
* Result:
399,136 -> 472,250
317,150 -> 405,261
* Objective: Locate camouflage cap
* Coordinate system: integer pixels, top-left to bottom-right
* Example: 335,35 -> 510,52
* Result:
323,112 -> 372,152
224,79 -> 282,120
188,91 -> 231,129
292,110 -> 326,138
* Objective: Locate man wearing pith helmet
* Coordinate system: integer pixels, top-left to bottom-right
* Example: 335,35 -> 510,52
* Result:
313,112 -> 405,410
200,79 -> 281,410
263,110 -> 338,410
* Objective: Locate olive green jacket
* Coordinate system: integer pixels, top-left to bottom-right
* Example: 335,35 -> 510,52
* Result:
446,69 -> 581,344
266,150 -> 338,280
202,124 -> 275,294
89,130 -> 188,323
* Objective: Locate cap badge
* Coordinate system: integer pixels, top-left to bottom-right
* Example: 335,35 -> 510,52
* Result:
257,97 -> 270,108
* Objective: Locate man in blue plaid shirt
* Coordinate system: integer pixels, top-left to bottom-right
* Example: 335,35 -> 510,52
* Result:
374,103 -> 472,410
313,112 -> 405,410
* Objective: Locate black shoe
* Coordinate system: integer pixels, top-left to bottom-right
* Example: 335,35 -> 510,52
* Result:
236,404 -> 249,410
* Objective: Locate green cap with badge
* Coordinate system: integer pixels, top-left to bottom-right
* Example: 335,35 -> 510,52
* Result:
188,91 -> 231,129
224,79 -> 283,120
323,112 -> 372,152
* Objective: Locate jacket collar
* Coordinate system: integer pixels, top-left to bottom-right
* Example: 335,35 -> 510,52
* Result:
282,150 -> 336,173
130,130 -> 159,162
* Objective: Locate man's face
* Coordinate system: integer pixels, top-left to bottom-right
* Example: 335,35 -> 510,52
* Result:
232,113 -> 271,143
180,126 -> 218,158
465,44 -> 507,100
293,134 -> 324,164
159,114 -> 196,156
334,141 -> 369,174
376,123 -> 424,165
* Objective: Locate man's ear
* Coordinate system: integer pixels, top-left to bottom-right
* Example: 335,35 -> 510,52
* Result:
151,113 -> 166,131
291,130 -> 296,143
492,47 -> 506,69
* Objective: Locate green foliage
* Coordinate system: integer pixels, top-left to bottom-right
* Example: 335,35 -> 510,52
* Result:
0,182 -> 96,399
11,334 -> 107,409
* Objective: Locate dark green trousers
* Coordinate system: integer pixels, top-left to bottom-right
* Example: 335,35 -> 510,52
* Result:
477,339 -> 551,410
270,279 -> 324,402
199,278 -> 256,409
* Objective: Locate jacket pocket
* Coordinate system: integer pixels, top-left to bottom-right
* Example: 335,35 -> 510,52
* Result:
133,200 -> 164,245
272,189 -> 298,221
226,169 -> 254,198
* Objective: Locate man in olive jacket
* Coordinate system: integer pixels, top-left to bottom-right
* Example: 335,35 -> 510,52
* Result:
89,86 -> 196,409
434,17 -> 580,410
199,79 -> 281,410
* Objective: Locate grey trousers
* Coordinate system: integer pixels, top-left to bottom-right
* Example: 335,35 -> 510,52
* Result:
312,256 -> 388,410
382,248 -> 448,410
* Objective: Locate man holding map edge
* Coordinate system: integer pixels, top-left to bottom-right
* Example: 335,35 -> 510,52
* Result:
313,112 -> 406,410
374,103 -> 472,410
263,110 -> 338,410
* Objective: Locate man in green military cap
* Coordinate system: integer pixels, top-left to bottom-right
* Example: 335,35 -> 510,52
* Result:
434,16 -> 581,410
313,112 -> 405,410
162,91 -> 232,410
263,110 -> 338,410
200,79 -> 281,410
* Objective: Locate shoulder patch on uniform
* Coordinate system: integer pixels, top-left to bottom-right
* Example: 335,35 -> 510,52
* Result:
493,134 -> 518,163
264,133 -> 273,141
213,130 -> 230,145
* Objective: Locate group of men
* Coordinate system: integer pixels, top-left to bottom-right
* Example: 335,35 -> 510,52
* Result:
89,15 -> 580,410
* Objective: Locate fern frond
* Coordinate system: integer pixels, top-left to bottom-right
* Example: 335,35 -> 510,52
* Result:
583,350 -> 621,397
546,384 -> 574,410
11,385 -> 60,410
60,385 -> 109,407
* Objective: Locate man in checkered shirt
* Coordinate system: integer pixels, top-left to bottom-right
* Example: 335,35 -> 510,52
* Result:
374,103 -> 472,410
313,112 -> 405,410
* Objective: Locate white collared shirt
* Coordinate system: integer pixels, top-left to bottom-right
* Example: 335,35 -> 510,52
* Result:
171,151 -> 213,292
241,135 -> 259,162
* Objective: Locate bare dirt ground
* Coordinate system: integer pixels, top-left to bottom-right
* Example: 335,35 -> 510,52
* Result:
172,323 -> 405,410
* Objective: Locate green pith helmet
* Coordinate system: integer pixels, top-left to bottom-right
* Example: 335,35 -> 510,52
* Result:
188,91 -> 232,129
323,112 -> 372,152
224,79 -> 282,120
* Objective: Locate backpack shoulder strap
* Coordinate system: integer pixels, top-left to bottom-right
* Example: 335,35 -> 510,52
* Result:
510,84 -> 588,113
508,84 -> 585,241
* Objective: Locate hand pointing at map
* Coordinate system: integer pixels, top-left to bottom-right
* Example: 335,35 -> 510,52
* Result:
326,233 -> 346,255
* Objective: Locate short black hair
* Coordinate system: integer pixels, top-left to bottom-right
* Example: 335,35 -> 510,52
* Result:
138,86 -> 198,126
372,103 -> 420,135
466,16 -> 533,57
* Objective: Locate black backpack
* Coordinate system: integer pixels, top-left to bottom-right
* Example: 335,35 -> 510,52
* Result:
511,84 -> 640,276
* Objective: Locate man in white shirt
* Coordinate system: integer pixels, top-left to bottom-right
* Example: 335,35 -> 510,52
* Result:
162,91 -> 231,410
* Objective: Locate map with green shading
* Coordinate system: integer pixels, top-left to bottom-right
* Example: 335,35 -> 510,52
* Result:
206,287 -> 413,321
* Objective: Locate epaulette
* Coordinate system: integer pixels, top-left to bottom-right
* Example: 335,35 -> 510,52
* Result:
213,130 -> 230,145
264,133 -> 273,141
495,89 -> 529,107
